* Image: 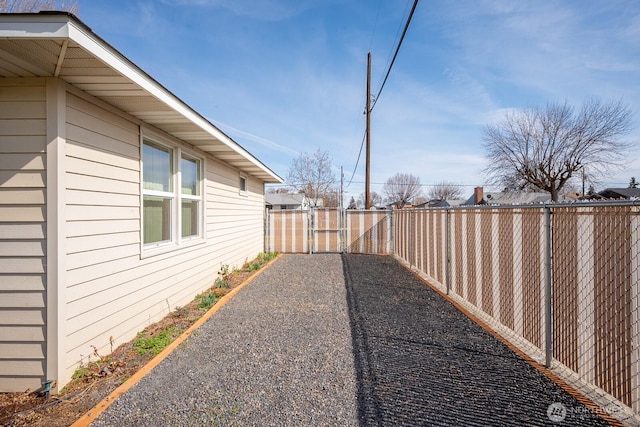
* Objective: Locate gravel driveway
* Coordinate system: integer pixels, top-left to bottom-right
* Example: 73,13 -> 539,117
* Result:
90,253 -> 611,426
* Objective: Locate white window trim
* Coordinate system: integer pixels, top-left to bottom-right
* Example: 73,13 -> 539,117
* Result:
140,133 -> 206,258
179,151 -> 204,243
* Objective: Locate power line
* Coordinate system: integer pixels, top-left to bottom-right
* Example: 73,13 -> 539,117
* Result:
345,129 -> 367,189
370,0 -> 419,112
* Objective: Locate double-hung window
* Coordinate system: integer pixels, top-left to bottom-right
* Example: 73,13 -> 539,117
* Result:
180,154 -> 201,239
142,138 -> 203,250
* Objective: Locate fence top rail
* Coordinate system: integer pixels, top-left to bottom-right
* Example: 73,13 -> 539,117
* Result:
409,199 -> 640,211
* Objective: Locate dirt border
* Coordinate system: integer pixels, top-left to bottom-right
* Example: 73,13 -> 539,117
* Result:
70,255 -> 280,427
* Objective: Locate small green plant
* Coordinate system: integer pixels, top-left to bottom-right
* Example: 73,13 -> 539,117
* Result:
214,277 -> 231,289
214,263 -> 233,288
259,252 -> 278,262
197,291 -> 217,310
133,326 -> 183,357
71,364 -> 90,380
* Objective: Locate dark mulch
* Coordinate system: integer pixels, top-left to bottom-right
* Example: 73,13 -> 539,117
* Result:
342,253 -> 611,426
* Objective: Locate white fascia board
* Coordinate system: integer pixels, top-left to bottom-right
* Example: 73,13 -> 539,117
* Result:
64,20 -> 282,183
0,16 -> 69,38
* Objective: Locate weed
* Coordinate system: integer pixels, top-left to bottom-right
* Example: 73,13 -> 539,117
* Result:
133,326 -> 184,357
197,292 -> 217,310
214,277 -> 231,289
71,365 -> 90,380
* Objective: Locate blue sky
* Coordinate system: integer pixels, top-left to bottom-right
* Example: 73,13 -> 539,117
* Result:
76,0 -> 640,202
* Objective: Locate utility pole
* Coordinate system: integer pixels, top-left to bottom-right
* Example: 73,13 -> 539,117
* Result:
365,52 -> 371,209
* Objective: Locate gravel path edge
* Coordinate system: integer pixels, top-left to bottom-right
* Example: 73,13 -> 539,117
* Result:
69,255 -> 282,427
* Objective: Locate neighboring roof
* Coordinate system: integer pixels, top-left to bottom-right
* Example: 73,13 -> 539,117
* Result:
598,188 -> 640,199
265,193 -> 305,206
462,191 -> 573,206
0,12 -> 283,184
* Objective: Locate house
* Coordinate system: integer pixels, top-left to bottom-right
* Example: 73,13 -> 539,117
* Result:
598,188 -> 640,199
0,12 -> 282,393
265,193 -> 311,210
416,199 -> 466,208
462,187 -> 573,205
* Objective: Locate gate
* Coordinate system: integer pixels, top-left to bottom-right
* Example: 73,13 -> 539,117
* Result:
266,208 -> 392,254
313,209 -> 343,252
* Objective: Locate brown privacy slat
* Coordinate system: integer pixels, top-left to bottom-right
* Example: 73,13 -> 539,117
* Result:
480,210 -> 494,316
498,210 -> 515,330
454,210 -> 464,297
521,209 -> 542,348
466,210 -> 478,306
593,206 -> 633,407
552,209 -> 579,372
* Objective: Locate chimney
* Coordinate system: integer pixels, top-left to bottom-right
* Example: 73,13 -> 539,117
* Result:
474,187 -> 484,205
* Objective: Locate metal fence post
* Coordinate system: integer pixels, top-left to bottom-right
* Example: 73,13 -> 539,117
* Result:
390,209 -> 395,255
446,208 -> 451,296
409,210 -> 415,269
544,205 -> 553,368
308,208 -> 313,254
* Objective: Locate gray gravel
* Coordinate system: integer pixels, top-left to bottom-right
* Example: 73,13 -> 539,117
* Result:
91,254 -> 358,426
343,254 -> 610,427
90,253 -> 611,426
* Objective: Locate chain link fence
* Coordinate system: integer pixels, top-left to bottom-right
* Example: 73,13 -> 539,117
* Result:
266,203 -> 640,422
395,203 -> 640,423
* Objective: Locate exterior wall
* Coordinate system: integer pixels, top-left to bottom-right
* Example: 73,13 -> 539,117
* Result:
61,88 -> 266,387
0,78 -> 48,392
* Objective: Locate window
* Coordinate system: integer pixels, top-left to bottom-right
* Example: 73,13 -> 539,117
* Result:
142,138 -> 203,249
143,141 -> 173,245
180,154 -> 201,238
239,175 -> 247,195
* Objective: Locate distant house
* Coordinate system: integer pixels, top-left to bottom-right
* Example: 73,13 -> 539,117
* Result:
598,188 -> 640,199
265,193 -> 314,210
416,199 -> 466,208
462,187 -> 573,206
0,12 -> 282,393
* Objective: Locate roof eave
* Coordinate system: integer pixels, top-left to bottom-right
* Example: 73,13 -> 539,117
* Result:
0,12 -> 283,184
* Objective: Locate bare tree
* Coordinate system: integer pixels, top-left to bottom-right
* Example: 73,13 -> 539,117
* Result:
427,181 -> 464,200
322,187 -> 341,208
357,191 -> 382,209
266,186 -> 291,194
483,99 -> 633,201
286,148 -> 337,207
382,173 -> 422,208
0,0 -> 78,13
347,196 -> 357,209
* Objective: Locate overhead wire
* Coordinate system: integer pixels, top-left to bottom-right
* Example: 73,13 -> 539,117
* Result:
345,0 -> 419,193
345,129 -> 367,188
370,0 -> 419,112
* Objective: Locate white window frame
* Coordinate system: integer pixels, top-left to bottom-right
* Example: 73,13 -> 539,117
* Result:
179,152 -> 203,242
141,134 -> 205,256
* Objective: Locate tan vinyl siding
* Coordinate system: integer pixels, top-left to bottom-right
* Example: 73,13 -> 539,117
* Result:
0,78 -> 48,392
62,91 -> 267,387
